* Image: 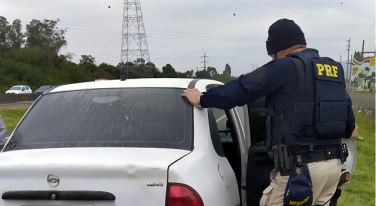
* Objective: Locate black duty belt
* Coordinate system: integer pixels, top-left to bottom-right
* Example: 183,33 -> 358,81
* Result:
293,147 -> 340,165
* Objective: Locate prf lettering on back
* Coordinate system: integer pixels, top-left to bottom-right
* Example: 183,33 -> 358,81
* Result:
316,63 -> 338,77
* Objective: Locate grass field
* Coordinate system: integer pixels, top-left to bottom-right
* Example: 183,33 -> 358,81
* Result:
0,108 -> 374,205
0,108 -> 28,131
338,113 -> 375,206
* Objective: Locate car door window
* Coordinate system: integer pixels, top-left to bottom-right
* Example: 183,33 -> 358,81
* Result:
247,97 -> 268,146
21,87 -> 25,91
212,108 -> 233,143
207,108 -> 225,157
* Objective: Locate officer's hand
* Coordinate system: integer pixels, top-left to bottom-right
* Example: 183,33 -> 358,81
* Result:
350,124 -> 358,139
182,88 -> 202,108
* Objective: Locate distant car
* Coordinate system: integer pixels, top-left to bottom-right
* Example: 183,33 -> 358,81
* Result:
5,85 -> 32,94
0,79 -> 357,206
34,85 -> 55,94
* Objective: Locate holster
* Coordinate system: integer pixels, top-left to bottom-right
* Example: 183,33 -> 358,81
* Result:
340,143 -> 349,164
272,145 -> 293,176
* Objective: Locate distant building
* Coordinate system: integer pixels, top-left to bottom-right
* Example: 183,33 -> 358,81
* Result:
350,53 -> 375,92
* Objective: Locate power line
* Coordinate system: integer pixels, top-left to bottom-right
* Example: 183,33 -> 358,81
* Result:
65,27 -> 364,42
10,0 -> 374,35
68,39 -> 118,53
62,23 -> 370,40
354,21 -> 375,51
235,0 -> 372,34
62,24 -> 261,37
363,22 -> 375,40
22,0 -> 122,7
302,0 -> 374,19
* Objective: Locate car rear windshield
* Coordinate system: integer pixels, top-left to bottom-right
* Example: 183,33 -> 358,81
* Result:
4,88 -> 193,151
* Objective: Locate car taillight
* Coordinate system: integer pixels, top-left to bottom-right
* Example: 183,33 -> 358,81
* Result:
166,183 -> 204,206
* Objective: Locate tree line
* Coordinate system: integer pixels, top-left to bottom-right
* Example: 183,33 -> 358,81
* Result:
0,16 -> 236,93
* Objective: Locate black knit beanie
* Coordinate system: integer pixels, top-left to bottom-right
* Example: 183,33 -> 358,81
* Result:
266,19 -> 306,55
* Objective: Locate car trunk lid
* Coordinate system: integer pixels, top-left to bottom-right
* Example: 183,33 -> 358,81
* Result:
0,147 -> 190,206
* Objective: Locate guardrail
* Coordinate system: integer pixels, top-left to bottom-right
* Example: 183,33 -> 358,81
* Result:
0,94 -> 40,104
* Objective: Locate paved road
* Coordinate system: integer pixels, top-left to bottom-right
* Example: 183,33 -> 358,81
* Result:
4,131 -> 11,137
348,92 -> 375,109
0,101 -> 33,110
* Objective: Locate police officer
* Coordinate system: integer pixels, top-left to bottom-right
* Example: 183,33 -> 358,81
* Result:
182,18 -> 357,206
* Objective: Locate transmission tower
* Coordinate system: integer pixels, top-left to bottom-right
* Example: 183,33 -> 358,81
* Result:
120,0 -> 152,79
201,53 -> 209,70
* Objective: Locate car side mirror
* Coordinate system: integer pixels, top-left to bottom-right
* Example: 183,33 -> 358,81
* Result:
22,88 -> 25,91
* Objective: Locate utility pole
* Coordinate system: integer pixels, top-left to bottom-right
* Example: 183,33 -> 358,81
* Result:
201,53 -> 209,70
346,39 -> 350,87
360,40 -> 375,56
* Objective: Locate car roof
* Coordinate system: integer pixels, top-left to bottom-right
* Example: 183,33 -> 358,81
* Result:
11,85 -> 29,87
50,78 -> 221,93
37,85 -> 54,88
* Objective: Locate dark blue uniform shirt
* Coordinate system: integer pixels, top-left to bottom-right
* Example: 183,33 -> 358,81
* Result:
200,49 -> 355,143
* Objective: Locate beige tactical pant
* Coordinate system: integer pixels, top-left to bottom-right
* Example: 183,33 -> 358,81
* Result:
260,158 -> 342,206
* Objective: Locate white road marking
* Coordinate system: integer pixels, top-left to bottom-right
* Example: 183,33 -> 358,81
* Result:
216,115 -> 227,123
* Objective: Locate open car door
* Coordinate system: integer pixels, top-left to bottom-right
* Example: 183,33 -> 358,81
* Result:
241,97 -> 357,206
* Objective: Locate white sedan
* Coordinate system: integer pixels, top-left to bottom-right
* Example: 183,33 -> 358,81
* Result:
0,78 -> 356,206
5,85 -> 32,94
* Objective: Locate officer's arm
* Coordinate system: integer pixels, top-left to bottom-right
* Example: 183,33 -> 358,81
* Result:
200,60 -> 289,110
344,92 -> 356,139
199,75 -> 252,110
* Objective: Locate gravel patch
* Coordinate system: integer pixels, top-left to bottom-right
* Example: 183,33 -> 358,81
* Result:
352,105 -> 375,118
0,101 -> 33,110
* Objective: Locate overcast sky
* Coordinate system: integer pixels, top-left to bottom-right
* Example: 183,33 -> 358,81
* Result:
1,0 -> 375,76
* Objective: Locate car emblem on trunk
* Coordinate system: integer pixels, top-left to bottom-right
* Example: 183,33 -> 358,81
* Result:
47,174 -> 60,187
